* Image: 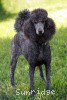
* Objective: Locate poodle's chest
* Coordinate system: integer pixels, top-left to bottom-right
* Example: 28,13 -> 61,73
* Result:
30,43 -> 47,59
37,46 -> 45,60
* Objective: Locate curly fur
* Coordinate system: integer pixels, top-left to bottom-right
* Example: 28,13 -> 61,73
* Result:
10,8 -> 56,96
14,9 -> 30,32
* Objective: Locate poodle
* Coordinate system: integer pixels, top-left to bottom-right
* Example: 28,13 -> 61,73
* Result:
10,8 -> 56,96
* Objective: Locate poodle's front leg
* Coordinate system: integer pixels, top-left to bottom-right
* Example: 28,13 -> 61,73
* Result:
45,65 -> 51,90
38,65 -> 45,81
29,65 -> 35,96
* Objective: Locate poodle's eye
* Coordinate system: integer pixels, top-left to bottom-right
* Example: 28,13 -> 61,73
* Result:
34,21 -> 37,24
42,20 -> 45,23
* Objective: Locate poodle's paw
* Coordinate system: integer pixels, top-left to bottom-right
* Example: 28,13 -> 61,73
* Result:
29,89 -> 36,97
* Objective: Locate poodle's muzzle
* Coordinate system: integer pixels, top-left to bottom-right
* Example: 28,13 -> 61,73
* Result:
34,22 -> 44,35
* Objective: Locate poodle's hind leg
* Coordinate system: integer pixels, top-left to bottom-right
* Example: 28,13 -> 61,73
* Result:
10,39 -> 20,87
10,54 -> 18,86
38,65 -> 45,81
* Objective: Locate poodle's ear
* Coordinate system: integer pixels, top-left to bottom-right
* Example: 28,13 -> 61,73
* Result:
45,18 -> 55,28
45,18 -> 56,35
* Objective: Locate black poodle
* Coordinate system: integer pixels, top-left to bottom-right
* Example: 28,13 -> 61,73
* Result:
10,8 -> 56,96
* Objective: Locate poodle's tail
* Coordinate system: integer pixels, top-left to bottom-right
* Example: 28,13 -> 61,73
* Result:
14,9 -> 30,32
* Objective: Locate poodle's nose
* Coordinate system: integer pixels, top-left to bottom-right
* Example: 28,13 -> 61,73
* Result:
39,30 -> 43,34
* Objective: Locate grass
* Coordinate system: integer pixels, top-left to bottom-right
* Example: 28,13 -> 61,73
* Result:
0,0 -> 67,100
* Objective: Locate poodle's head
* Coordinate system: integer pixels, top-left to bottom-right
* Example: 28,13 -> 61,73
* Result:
30,8 -> 48,35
